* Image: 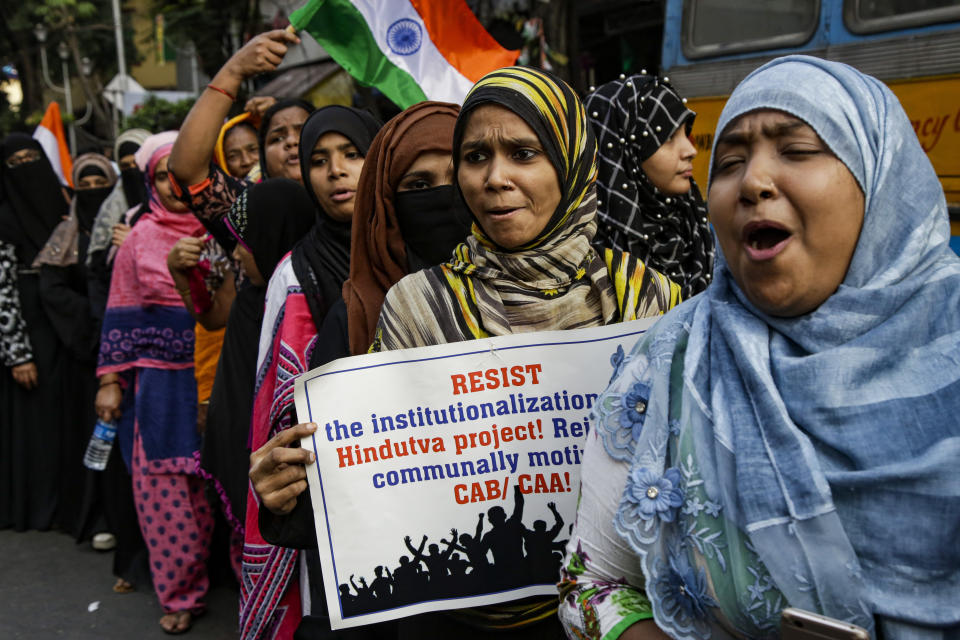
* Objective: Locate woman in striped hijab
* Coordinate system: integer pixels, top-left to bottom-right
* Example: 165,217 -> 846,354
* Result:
371,66 -> 682,635
373,66 -> 681,353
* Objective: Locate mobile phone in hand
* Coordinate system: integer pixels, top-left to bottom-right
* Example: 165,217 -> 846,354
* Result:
781,608 -> 870,640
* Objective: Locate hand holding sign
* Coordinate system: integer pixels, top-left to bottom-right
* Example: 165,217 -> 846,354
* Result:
249,422 -> 317,515
295,320 -> 657,628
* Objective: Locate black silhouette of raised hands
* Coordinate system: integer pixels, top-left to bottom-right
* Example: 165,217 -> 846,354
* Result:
445,529 -> 459,550
512,483 -> 524,519
408,535 -> 428,560
404,535 -> 427,559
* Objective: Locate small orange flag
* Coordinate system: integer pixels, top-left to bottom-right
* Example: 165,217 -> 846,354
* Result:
33,102 -> 73,187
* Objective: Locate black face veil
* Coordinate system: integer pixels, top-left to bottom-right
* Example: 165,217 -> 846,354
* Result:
0,133 -> 69,262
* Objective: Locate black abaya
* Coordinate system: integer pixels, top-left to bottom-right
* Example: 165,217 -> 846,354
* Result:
37,231 -> 150,584
0,271 -> 65,531
38,234 -> 100,539
0,135 -> 70,532
201,282 -> 265,527
203,178 -> 322,530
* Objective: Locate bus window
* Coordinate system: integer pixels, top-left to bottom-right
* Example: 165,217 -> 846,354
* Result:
844,0 -> 960,34
682,0 -> 819,59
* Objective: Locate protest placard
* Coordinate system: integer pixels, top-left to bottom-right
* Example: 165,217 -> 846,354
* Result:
293,319 -> 657,628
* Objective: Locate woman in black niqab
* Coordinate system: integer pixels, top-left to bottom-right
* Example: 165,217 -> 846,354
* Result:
33,154 -> 121,541
0,134 -> 69,264
0,133 -> 70,532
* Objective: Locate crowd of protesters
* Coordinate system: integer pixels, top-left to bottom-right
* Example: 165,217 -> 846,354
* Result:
1,24 -> 957,640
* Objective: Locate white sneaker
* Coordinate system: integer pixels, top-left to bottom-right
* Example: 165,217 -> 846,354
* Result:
92,532 -> 117,551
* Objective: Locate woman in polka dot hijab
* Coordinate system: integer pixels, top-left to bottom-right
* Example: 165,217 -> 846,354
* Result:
586,74 -> 714,297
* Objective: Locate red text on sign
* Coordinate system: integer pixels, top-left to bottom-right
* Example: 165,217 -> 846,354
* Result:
450,364 -> 543,395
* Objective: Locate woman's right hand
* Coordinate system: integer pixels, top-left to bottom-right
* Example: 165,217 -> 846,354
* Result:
167,237 -> 204,272
111,223 -> 131,248
95,383 -> 123,422
222,29 -> 300,84
249,422 -> 317,515
11,362 -> 38,390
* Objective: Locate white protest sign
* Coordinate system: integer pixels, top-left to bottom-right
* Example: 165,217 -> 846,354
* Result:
293,319 -> 656,628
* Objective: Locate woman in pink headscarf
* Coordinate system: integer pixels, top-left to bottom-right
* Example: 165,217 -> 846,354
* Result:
95,132 -> 215,634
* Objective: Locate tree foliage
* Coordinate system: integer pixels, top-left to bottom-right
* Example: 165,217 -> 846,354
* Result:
0,0 -> 140,136
122,94 -> 196,132
150,0 -> 262,80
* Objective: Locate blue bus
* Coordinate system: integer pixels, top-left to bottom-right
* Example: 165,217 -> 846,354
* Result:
655,0 -> 960,248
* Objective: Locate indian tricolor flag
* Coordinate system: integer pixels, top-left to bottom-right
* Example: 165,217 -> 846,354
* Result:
289,0 -> 518,108
33,101 -> 73,187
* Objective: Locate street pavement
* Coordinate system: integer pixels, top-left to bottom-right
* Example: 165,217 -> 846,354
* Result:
0,528 -> 238,638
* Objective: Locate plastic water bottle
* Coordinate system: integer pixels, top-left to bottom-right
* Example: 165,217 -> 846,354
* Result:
83,419 -> 118,471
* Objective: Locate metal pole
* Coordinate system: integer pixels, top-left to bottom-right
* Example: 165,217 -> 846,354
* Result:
111,0 -> 127,136
35,24 -> 60,94
229,20 -> 241,55
61,57 -> 76,155
188,41 -> 199,95
37,47 -> 63,95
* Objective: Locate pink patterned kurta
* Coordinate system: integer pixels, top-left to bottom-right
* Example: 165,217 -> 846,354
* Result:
240,255 -> 317,640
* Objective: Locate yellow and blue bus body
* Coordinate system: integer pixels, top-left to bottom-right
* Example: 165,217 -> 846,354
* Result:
661,0 -> 960,252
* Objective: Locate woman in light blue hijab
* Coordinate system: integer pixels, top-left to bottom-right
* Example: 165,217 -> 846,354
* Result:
559,55 -> 960,640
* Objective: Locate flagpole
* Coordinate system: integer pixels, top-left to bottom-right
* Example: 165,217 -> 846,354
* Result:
111,0 -> 126,137
56,42 -> 76,156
